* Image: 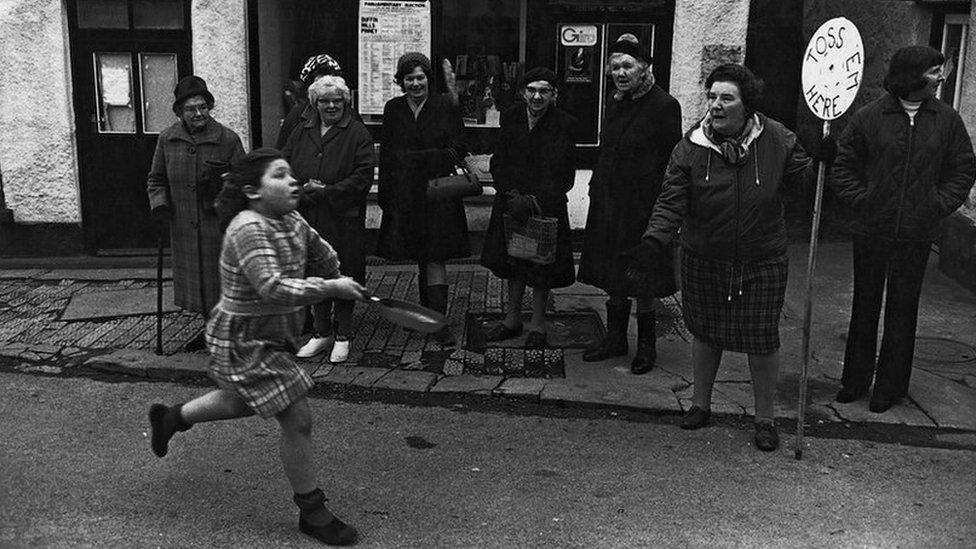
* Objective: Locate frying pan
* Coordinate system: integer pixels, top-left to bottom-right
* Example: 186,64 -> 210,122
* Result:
361,291 -> 446,333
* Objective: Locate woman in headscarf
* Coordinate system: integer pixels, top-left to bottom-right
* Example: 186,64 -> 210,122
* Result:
641,64 -> 814,451
577,34 -> 682,374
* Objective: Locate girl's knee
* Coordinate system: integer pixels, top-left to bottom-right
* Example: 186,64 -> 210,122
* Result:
277,400 -> 313,435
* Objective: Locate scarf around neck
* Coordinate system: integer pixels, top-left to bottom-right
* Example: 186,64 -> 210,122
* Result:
701,112 -> 761,166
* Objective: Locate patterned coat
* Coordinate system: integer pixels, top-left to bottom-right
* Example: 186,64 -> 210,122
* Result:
147,118 -> 245,313
376,94 -> 470,262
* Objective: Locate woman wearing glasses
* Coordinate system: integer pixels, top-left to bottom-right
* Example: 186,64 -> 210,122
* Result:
480,67 -> 577,349
283,75 -> 374,363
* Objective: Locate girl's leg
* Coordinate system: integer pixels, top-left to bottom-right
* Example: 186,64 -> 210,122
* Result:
425,261 -> 447,285
279,398 -> 358,544
149,389 -> 253,457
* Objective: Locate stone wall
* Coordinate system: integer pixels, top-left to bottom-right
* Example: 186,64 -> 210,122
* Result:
191,0 -> 252,150
956,7 -> 976,217
669,0 -> 751,131
0,1 -> 81,224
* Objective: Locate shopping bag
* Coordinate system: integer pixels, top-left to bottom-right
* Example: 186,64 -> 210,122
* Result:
503,195 -> 557,265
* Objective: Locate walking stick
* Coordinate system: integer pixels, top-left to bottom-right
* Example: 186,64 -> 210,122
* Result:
155,226 -> 164,356
796,120 -> 830,460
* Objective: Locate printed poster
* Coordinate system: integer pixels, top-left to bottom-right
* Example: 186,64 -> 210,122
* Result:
358,0 -> 431,115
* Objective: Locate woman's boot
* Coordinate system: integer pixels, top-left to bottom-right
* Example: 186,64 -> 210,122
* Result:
583,299 -> 630,362
427,284 -> 456,347
630,311 -> 657,374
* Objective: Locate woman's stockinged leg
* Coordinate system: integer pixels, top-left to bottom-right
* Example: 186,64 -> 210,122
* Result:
529,286 -> 549,333
691,337 -> 723,410
181,389 -> 255,423
276,397 -> 318,494
425,261 -> 447,286
747,350 -> 780,422
505,279 -> 526,329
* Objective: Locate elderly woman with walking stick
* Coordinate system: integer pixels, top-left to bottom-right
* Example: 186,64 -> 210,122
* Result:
638,64 -> 814,451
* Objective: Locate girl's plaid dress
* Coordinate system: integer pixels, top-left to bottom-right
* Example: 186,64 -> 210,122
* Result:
205,209 -> 341,418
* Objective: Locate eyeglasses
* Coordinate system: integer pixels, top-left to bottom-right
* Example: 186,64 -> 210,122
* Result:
182,104 -> 210,115
315,98 -> 344,106
524,86 -> 554,96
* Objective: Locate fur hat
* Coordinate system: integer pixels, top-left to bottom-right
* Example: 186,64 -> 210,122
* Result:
299,54 -> 343,86
608,34 -> 650,64
172,75 -> 214,113
521,66 -> 558,89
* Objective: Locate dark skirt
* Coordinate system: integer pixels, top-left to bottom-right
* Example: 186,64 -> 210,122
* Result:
680,249 -> 788,354
480,195 -> 575,289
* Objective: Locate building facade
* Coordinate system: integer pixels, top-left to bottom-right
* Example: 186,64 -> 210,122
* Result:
0,0 -> 973,289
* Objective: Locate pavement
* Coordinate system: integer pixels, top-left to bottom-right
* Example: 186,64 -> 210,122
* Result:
1,241 -> 975,435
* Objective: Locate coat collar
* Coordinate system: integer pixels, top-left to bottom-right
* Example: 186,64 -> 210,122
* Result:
300,105 -> 353,147
689,112 -> 765,153
881,92 -> 941,114
167,118 -> 223,144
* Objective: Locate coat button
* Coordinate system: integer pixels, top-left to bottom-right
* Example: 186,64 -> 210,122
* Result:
188,146 -> 196,154
317,153 -> 322,158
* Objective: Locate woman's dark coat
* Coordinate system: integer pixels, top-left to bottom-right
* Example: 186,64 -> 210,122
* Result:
577,83 -> 682,296
830,92 -> 975,241
147,118 -> 245,313
376,94 -> 470,262
283,108 -> 374,282
481,105 -> 577,288
643,113 -> 813,261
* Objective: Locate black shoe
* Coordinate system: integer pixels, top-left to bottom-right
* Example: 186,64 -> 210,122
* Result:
582,299 -> 630,362
525,330 -> 547,349
868,395 -> 900,413
680,406 -> 710,430
835,386 -> 868,403
299,517 -> 358,546
630,312 -> 657,375
484,321 -> 523,342
754,421 -> 780,452
148,403 -> 191,458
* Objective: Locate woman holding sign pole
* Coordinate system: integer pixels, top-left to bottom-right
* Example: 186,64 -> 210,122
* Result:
830,46 -> 975,413
638,64 -> 814,451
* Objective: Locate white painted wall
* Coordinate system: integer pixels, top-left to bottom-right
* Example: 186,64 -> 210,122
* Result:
191,0 -> 252,150
957,8 -> 976,218
0,0 -> 81,224
669,0 -> 752,131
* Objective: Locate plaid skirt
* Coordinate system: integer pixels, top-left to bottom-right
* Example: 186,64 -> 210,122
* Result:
205,308 -> 312,418
680,250 -> 788,354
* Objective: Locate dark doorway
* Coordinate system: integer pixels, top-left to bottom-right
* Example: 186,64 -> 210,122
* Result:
67,0 -> 191,254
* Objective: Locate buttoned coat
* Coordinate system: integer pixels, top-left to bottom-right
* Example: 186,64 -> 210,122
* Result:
147,118 -> 244,313
283,108 -> 374,282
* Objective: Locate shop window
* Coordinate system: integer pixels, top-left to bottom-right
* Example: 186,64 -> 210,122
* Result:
939,14 -> 969,110
93,52 -> 136,133
441,0 -> 523,128
139,53 -> 179,133
77,0 -> 129,28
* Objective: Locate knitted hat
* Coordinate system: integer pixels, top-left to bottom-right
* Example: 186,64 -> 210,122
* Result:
521,66 -> 558,89
299,54 -> 343,86
608,34 -> 649,63
395,51 -> 432,83
229,148 -> 283,190
172,75 -> 214,113
884,46 -> 945,98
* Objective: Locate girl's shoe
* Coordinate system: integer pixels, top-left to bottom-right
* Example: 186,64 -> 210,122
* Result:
297,334 -> 334,358
329,338 -> 350,363
754,421 -> 780,451
680,406 -> 711,430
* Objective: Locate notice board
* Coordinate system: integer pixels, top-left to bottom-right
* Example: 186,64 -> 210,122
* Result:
358,0 -> 431,115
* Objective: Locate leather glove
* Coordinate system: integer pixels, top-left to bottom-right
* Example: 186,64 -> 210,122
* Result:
505,192 -> 537,225
620,239 -> 663,272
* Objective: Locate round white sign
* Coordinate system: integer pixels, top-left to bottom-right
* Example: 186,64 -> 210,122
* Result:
801,17 -> 864,120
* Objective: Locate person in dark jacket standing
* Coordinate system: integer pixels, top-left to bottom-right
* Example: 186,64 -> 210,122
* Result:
641,64 -> 813,451
147,75 -> 245,350
830,46 -> 975,413
577,34 -> 682,374
480,67 -> 577,349
376,52 -> 469,346
284,75 -> 374,363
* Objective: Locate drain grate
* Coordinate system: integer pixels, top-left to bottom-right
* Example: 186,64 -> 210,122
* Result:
914,337 -> 976,365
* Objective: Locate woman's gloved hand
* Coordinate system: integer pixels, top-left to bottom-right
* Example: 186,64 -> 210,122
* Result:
505,191 -> 537,224
620,239 -> 664,272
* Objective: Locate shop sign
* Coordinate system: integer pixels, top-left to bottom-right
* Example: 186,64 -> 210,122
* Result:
801,17 -> 863,120
560,25 -> 598,47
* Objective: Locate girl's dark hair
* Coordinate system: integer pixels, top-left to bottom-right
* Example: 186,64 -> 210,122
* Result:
705,63 -> 765,114
884,46 -> 945,99
214,147 -> 284,231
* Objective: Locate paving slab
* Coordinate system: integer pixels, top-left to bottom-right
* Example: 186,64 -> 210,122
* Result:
84,349 -> 209,380
492,377 -> 546,399
909,368 -> 976,430
61,285 -> 178,321
541,376 -> 680,412
0,269 -> 43,280
371,369 -> 439,392
430,374 -> 504,394
348,366 -> 393,387
0,343 -> 30,358
829,399 -> 936,428
315,365 -> 382,386
36,268 -> 172,281
309,363 -> 336,379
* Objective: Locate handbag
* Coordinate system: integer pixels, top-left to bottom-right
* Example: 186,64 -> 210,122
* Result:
503,195 -> 558,265
426,150 -> 483,201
